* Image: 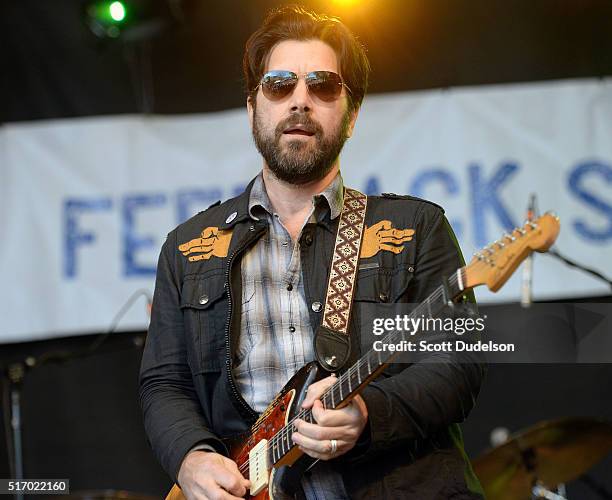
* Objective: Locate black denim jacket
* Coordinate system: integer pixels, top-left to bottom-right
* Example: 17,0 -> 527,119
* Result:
139,177 -> 486,499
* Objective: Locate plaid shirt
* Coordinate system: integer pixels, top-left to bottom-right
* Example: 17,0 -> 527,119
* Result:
234,171 -> 349,499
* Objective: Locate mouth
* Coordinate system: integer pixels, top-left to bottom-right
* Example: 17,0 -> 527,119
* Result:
283,125 -> 315,137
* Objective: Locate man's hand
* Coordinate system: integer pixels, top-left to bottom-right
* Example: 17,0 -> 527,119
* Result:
177,450 -> 250,500
291,375 -> 368,460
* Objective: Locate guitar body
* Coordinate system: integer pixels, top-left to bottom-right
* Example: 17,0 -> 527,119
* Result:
166,362 -> 323,500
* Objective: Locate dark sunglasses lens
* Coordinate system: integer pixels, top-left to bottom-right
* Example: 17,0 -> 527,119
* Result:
307,71 -> 343,101
261,71 -> 297,100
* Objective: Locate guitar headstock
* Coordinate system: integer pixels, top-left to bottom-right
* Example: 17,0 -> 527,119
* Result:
463,212 -> 560,292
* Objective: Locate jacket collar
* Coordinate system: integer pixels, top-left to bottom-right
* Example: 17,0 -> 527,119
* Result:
217,176 -> 258,230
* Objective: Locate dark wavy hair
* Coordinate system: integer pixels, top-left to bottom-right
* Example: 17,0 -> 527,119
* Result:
243,5 -> 370,113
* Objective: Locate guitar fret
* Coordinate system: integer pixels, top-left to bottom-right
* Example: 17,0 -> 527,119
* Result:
347,367 -> 352,393
280,431 -> 286,456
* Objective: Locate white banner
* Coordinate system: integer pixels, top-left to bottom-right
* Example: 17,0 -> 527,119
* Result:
1,78 -> 611,343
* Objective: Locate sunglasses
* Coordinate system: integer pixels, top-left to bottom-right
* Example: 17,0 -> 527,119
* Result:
254,70 -> 352,102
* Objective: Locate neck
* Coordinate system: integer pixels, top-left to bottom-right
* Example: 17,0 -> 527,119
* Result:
261,162 -> 340,238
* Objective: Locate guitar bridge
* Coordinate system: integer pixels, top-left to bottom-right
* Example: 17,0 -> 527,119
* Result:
249,439 -> 269,495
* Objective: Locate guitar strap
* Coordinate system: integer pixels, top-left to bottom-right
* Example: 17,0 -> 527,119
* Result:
314,187 -> 367,372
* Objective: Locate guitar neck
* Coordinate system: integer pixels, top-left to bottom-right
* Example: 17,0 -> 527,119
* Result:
268,267 -> 468,466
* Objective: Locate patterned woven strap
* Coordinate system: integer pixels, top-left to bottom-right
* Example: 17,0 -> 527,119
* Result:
321,187 -> 368,335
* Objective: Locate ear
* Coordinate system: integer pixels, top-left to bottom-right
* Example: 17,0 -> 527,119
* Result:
346,106 -> 360,138
247,95 -> 255,129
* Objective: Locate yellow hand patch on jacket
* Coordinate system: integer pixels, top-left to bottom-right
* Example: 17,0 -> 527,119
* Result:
179,227 -> 233,262
360,220 -> 415,259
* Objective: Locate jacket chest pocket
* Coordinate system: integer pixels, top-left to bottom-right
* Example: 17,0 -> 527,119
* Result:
352,264 -> 415,372
180,271 -> 228,374
354,263 -> 415,304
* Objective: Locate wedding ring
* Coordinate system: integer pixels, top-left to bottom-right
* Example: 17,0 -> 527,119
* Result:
330,439 -> 338,454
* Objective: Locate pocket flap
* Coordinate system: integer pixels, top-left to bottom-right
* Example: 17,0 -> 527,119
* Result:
354,263 -> 415,303
180,272 -> 227,310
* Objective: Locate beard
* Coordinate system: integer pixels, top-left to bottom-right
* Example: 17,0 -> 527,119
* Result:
252,109 -> 351,185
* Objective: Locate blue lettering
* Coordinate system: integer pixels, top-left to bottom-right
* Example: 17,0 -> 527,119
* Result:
469,163 -> 519,246
63,198 -> 112,278
123,194 -> 166,276
363,176 -> 381,195
568,160 -> 612,242
410,169 -> 462,239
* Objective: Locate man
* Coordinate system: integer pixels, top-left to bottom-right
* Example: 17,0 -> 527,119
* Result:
140,6 -> 485,499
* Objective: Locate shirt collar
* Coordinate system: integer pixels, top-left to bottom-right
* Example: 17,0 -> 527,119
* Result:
248,171 -> 344,222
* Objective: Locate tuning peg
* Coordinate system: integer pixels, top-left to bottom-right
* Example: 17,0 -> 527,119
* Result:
544,210 -> 559,220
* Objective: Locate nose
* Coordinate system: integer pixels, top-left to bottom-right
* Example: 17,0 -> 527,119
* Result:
289,77 -> 312,113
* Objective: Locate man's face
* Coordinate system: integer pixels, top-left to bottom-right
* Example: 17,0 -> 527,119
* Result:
248,39 -> 358,185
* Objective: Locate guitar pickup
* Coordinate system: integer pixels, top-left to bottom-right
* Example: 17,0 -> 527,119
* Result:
248,439 -> 269,495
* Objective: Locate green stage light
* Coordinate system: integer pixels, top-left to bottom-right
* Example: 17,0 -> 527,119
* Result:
109,1 -> 126,22
86,1 -> 130,38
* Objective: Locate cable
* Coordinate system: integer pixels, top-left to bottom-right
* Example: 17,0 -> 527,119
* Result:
547,248 -> 612,291
35,288 -> 152,366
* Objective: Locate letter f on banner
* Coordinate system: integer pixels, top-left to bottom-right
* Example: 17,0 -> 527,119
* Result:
64,198 -> 112,278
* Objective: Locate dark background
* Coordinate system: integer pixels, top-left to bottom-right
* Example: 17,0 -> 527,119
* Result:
1,0 -> 612,497
2,0 -> 612,122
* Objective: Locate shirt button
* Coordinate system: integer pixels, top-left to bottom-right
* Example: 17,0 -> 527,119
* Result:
286,283 -> 293,291
379,292 -> 389,302
303,233 -> 313,246
408,266 -> 414,273
289,326 -> 296,333
198,294 -> 209,305
311,301 -> 322,312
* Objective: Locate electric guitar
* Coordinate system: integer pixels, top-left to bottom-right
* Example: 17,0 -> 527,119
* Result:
166,212 -> 561,500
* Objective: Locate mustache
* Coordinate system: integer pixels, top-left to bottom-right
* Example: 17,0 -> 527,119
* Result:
274,113 -> 323,138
